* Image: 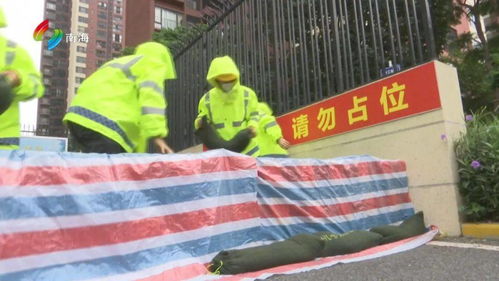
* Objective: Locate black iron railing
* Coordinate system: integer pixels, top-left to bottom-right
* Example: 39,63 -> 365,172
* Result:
166,0 -> 436,151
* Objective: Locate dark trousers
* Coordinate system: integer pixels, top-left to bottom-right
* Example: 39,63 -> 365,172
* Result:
67,122 -> 126,154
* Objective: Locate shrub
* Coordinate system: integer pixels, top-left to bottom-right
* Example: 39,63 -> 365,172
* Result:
455,109 -> 499,222
454,108 -> 499,222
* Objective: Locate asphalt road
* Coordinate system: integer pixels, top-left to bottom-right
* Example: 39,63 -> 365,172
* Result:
268,238 -> 499,281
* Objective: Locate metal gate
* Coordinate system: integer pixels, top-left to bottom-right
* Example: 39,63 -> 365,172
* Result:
167,0 -> 436,150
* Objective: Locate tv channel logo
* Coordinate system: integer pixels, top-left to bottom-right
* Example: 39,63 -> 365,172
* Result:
33,19 -> 63,50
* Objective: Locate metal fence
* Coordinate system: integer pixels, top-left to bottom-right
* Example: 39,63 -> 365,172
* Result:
167,0 -> 437,151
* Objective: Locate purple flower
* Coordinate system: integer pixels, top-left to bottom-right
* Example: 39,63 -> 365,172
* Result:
465,115 -> 473,121
440,134 -> 447,141
471,160 -> 481,169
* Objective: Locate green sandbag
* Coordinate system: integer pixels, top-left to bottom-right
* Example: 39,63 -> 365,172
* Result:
367,225 -> 400,237
369,211 -> 427,244
209,234 -> 324,275
0,75 -> 13,115
194,116 -> 252,153
316,231 -> 383,257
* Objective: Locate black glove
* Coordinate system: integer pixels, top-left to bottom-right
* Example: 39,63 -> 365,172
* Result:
0,75 -> 14,115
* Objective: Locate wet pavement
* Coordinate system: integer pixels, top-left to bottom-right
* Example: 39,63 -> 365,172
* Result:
269,237 -> 499,281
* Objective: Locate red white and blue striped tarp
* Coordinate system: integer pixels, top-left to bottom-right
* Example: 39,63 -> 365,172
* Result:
256,156 -> 414,241
0,149 -> 434,281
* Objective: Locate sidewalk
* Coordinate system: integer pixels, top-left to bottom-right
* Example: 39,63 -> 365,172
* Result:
270,237 -> 499,281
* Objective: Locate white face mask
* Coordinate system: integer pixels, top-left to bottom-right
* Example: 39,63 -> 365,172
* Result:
219,81 -> 236,93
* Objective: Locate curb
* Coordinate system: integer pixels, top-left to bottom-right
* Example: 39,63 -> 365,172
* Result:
462,223 -> 499,238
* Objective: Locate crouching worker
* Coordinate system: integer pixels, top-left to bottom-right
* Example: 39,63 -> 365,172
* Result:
194,56 -> 260,156
63,42 -> 176,154
0,7 -> 45,149
256,102 -> 290,157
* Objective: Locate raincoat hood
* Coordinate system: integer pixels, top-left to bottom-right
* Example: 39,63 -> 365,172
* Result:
0,8 -> 7,28
135,42 -> 176,79
258,102 -> 273,116
206,56 -> 241,89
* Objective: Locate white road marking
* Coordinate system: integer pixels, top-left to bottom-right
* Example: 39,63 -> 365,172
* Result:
428,241 -> 499,252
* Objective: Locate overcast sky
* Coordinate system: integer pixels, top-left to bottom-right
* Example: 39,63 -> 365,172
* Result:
1,0 -> 44,127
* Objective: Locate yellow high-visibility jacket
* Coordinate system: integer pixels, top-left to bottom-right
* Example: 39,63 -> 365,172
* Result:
0,35 -> 45,150
257,102 -> 287,156
195,56 -> 260,156
63,42 -> 176,152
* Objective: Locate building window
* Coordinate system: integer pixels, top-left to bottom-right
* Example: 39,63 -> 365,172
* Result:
46,2 -> 56,10
46,11 -> 56,20
187,15 -> 201,25
77,26 -> 87,33
78,16 -> 88,23
113,43 -> 122,52
98,12 -> 107,20
96,50 -> 106,57
113,24 -> 121,31
96,40 -> 106,48
154,7 -> 182,30
76,67 -> 85,73
113,34 -> 122,43
97,60 -> 105,67
114,6 -> 121,14
76,56 -> 86,63
98,2 -> 107,8
186,0 -> 199,10
77,46 -> 86,53
43,50 -> 53,56
75,77 -> 85,84
98,21 -> 107,29
97,30 -> 107,38
79,6 -> 88,13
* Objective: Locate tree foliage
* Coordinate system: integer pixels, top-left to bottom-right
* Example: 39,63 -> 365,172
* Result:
441,1 -> 499,112
122,24 -> 208,56
453,0 -> 499,69
153,24 -> 208,53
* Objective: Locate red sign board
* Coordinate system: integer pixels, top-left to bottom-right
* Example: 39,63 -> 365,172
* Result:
277,61 -> 441,145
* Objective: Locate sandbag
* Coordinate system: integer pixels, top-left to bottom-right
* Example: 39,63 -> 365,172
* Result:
194,116 -> 252,153
0,75 -> 13,115
315,231 -> 383,257
369,211 -> 427,244
209,234 -> 324,275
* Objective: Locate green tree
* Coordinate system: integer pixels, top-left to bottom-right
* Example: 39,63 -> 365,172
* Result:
122,24 -> 208,56
454,0 -> 499,69
153,24 -> 207,53
442,41 -> 497,112
121,46 -> 135,56
441,1 -> 499,112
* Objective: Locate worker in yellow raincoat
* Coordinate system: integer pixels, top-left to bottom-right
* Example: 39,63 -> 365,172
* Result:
64,42 -> 176,154
256,102 -> 290,157
195,56 -> 261,156
0,7 -> 45,150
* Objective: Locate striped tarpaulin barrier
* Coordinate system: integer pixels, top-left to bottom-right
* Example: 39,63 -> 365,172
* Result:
0,150 -> 429,281
256,155 -> 414,240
